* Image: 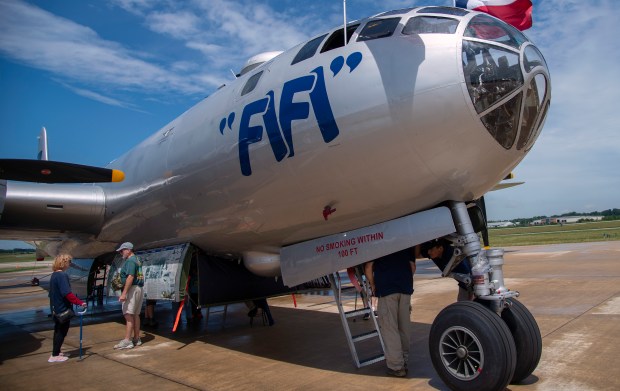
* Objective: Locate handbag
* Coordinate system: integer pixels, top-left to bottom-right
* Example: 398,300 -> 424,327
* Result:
54,308 -> 75,323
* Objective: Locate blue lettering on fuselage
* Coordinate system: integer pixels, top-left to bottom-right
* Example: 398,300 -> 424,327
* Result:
221,52 -> 362,176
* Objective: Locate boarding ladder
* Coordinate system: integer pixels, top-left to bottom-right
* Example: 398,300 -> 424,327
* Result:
329,266 -> 385,368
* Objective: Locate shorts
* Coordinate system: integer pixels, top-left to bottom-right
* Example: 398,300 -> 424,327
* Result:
122,285 -> 144,315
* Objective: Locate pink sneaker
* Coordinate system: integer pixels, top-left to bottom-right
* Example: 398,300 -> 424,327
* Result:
48,355 -> 69,363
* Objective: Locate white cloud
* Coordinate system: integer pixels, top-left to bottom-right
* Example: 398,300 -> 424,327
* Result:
0,0 -> 335,104
170,60 -> 199,72
110,0 -> 162,15
186,42 -> 223,56
0,0 -> 217,98
62,83 -> 128,108
193,0 -> 309,55
57,81 -> 149,113
145,11 -> 201,39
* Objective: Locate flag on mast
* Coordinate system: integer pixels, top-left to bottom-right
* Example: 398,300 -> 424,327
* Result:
455,0 -> 533,31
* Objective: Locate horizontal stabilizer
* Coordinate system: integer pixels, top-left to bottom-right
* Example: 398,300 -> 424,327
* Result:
0,159 -> 124,183
491,181 -> 524,191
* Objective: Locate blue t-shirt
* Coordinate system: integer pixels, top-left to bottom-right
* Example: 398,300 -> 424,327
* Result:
432,244 -> 472,275
121,255 -> 144,287
373,249 -> 415,297
432,244 -> 471,289
49,271 -> 72,313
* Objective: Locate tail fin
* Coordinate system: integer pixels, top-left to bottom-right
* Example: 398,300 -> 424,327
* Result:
37,127 -> 48,161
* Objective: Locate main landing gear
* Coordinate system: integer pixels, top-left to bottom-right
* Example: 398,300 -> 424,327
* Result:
428,202 -> 542,391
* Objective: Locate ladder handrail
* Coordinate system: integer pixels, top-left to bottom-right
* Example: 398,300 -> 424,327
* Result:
329,266 -> 385,368
353,267 -> 386,354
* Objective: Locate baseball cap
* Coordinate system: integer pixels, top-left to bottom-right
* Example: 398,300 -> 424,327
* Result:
116,242 -> 134,252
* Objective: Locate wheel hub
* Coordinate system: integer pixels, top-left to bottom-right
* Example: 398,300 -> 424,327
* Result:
456,346 -> 468,360
439,326 -> 484,381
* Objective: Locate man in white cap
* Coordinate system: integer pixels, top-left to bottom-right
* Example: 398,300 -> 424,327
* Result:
114,242 -> 144,349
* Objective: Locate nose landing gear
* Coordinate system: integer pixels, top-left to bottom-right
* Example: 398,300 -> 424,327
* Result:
428,202 -> 542,391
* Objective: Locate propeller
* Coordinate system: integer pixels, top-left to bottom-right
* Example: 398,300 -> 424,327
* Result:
477,196 -> 490,248
478,172 -> 523,248
0,159 -> 124,183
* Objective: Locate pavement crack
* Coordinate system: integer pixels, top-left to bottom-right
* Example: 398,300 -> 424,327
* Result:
541,290 -> 620,339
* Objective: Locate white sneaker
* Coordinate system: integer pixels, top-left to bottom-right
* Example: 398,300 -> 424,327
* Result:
48,355 -> 69,363
114,339 -> 134,349
133,338 -> 142,346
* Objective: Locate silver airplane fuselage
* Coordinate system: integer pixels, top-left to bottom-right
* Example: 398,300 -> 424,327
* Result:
1,7 -> 550,274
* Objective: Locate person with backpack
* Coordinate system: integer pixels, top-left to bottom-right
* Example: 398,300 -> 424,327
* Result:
114,242 -> 144,349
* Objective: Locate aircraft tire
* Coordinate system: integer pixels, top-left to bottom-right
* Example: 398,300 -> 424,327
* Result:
500,298 -> 542,383
429,301 -> 516,391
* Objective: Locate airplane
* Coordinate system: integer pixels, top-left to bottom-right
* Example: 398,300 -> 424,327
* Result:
0,5 -> 549,391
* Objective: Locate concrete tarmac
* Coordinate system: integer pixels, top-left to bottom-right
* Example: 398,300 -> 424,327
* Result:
0,241 -> 619,390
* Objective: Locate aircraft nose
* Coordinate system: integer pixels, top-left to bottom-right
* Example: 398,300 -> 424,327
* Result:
461,14 -> 551,152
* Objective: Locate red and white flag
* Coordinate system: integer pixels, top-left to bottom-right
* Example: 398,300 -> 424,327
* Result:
455,0 -> 533,31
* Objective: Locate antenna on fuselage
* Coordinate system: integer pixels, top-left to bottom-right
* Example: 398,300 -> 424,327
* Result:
343,0 -> 347,45
230,69 -> 238,79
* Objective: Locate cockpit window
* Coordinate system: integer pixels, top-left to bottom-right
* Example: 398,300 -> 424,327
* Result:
377,8 -> 415,17
462,40 -> 523,114
461,16 -> 550,152
321,24 -> 360,53
417,6 -> 470,16
357,18 -> 401,42
523,45 -> 548,73
292,34 -> 328,65
524,100 -> 549,152
402,16 -> 459,35
481,92 -> 522,149
241,71 -> 263,96
464,14 -> 528,50
517,73 -> 548,150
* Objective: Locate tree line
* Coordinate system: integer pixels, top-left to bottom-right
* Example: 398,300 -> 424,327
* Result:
0,248 -> 36,254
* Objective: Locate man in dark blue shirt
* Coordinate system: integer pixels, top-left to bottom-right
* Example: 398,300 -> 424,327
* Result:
365,248 -> 416,377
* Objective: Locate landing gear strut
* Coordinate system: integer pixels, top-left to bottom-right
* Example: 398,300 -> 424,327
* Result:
428,201 -> 542,391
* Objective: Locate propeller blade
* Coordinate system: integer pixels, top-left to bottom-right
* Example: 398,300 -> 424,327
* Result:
478,196 -> 490,248
0,159 -> 124,183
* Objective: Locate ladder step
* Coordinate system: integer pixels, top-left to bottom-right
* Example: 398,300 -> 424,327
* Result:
352,330 -> 380,342
359,354 -> 385,367
344,308 -> 371,318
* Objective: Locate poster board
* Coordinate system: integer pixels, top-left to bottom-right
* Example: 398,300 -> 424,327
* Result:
107,243 -> 190,302
65,258 -> 94,298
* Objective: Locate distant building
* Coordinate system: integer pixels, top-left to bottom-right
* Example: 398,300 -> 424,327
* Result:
488,221 -> 516,228
530,216 -> 604,225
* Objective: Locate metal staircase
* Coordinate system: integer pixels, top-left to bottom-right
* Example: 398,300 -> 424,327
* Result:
329,266 -> 385,368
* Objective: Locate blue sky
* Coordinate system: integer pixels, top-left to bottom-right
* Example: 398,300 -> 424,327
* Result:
1,0 -> 619,249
